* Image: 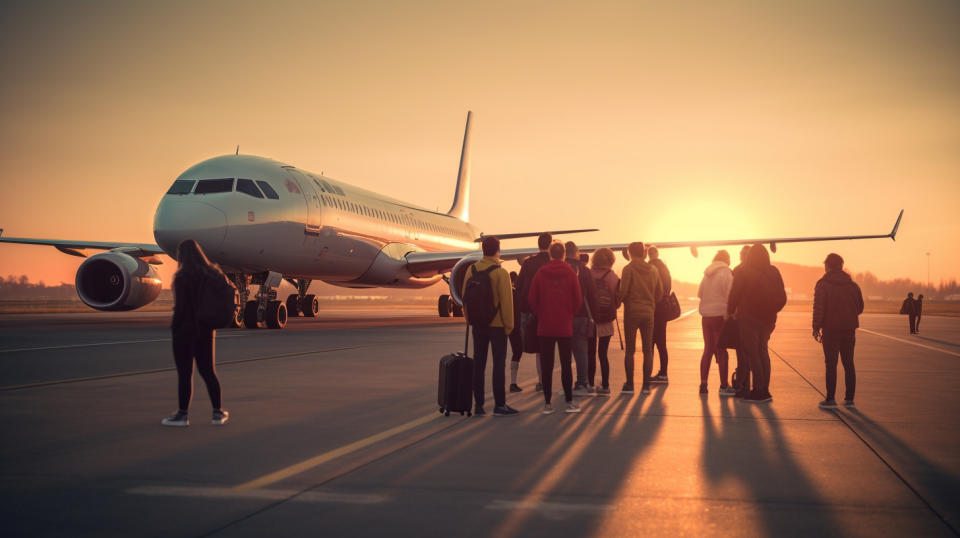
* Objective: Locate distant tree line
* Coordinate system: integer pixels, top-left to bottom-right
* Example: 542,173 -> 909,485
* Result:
0,275 -> 77,299
851,271 -> 960,301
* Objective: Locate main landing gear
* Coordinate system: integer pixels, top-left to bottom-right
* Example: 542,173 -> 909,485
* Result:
285,278 -> 319,318
437,294 -> 463,318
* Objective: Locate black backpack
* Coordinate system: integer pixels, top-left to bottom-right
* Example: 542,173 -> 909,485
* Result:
196,272 -> 238,329
463,264 -> 501,328
592,270 -> 617,323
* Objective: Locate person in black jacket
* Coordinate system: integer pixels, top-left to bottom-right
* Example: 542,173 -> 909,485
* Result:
516,232 -> 552,391
901,292 -> 917,334
813,253 -> 864,408
565,241 -> 600,395
162,239 -> 230,427
916,294 -> 924,333
647,247 -> 672,384
727,244 -> 787,403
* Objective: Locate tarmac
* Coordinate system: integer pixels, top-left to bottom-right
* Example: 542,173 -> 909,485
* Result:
0,307 -> 958,537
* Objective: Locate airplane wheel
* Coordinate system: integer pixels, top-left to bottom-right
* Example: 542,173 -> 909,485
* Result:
300,294 -> 319,317
243,300 -> 260,329
286,294 -> 301,317
265,300 -> 287,329
452,302 -> 463,317
438,295 -> 452,317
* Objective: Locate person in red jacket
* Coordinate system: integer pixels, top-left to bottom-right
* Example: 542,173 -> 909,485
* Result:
528,241 -> 583,414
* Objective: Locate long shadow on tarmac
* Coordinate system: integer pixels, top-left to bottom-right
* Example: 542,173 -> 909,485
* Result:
702,397 -> 844,536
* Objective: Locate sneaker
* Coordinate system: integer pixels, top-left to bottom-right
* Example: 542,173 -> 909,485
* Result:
542,403 -> 555,415
573,383 -> 589,396
651,374 -> 669,384
535,383 -> 543,392
719,386 -> 736,397
596,386 -> 611,396
734,389 -> 750,399
747,393 -> 773,403
641,386 -> 652,395
493,405 -> 519,416
621,382 -> 634,394
587,384 -> 597,395
474,407 -> 486,416
819,399 -> 838,409
565,402 -> 581,413
161,411 -> 189,427
843,400 -> 855,408
509,384 -> 523,393
699,384 -> 708,394
212,409 -> 230,425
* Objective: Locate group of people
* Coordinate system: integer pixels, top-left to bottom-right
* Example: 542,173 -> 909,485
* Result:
901,292 -> 924,334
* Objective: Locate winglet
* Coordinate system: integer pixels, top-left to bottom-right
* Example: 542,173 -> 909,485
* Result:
447,111 -> 472,221
890,209 -> 903,241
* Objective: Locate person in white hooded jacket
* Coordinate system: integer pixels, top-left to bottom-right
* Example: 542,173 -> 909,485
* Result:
698,250 -> 734,395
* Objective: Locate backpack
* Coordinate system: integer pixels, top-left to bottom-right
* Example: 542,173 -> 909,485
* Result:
592,270 -> 617,323
750,267 -> 787,318
462,264 -> 501,328
196,272 -> 238,329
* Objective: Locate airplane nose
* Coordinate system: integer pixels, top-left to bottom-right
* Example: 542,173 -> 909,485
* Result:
153,199 -> 228,258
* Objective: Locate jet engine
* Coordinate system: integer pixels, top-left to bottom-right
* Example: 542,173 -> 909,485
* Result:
75,252 -> 162,311
447,254 -> 482,306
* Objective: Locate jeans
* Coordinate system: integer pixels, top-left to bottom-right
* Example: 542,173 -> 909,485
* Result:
623,312 -> 654,388
571,316 -> 593,385
588,332 -> 612,388
738,317 -> 773,396
822,329 -> 856,401
653,314 -> 669,375
700,316 -> 729,386
539,336 -> 573,404
172,328 -> 221,411
472,325 -> 508,409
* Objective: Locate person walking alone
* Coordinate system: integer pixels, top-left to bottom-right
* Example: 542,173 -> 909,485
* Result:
616,242 -> 663,395
162,239 -> 231,427
698,250 -> 734,395
588,247 -> 620,395
529,241 -> 583,414
461,236 -> 519,417
647,247 -> 672,384
813,253 -> 864,408
726,244 -> 786,404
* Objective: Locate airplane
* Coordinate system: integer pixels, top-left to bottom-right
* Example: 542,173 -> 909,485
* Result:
0,112 -> 903,329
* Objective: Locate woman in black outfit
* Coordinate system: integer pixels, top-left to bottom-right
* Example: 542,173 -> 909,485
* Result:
161,239 -> 229,426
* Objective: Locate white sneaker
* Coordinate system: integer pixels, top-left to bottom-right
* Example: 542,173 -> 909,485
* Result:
565,402 -> 581,413
161,411 -> 189,427
542,403 -> 555,415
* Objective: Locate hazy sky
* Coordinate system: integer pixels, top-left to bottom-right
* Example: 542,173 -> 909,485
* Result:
1,0 -> 958,288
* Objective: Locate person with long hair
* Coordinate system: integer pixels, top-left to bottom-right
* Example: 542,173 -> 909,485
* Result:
162,239 -> 230,426
588,247 -> 620,395
698,250 -> 734,395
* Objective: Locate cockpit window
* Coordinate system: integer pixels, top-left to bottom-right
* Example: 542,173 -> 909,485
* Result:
194,178 -> 234,194
236,178 -> 264,198
166,180 -> 195,195
256,180 -> 280,200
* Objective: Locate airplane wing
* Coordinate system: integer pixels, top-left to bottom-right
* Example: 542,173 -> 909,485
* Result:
0,230 -> 165,258
473,228 -> 598,242
405,210 -> 903,274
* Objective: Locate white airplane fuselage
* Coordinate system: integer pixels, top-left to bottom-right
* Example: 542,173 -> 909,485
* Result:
153,154 -> 478,288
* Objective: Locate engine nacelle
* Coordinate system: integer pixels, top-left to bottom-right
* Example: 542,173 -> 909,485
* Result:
75,252 -> 163,311
448,254 -> 482,306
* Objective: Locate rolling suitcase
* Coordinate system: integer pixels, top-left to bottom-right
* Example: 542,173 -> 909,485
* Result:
439,326 -> 473,416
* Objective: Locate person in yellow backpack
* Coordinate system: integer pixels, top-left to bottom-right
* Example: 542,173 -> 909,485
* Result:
461,236 -> 518,417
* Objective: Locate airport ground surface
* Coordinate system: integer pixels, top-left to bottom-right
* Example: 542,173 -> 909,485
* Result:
0,307 -> 958,537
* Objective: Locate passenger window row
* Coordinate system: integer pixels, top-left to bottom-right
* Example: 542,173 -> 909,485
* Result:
317,193 -> 470,239
165,178 -> 280,200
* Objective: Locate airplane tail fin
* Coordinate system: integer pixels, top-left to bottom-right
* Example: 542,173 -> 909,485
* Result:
890,209 -> 904,241
447,111 -> 472,221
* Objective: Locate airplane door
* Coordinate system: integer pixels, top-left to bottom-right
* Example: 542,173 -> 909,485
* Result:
284,168 -> 321,234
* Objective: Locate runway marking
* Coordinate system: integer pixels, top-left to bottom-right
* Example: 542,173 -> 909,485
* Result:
235,412 -> 442,491
0,344 -> 379,391
486,499 -> 613,519
858,328 -> 960,358
0,333 -> 248,354
128,485 -> 388,504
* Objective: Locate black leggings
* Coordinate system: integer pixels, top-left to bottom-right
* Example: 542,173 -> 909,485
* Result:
539,336 -> 573,404
653,316 -> 668,374
172,329 -> 222,411
587,333 -> 611,388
